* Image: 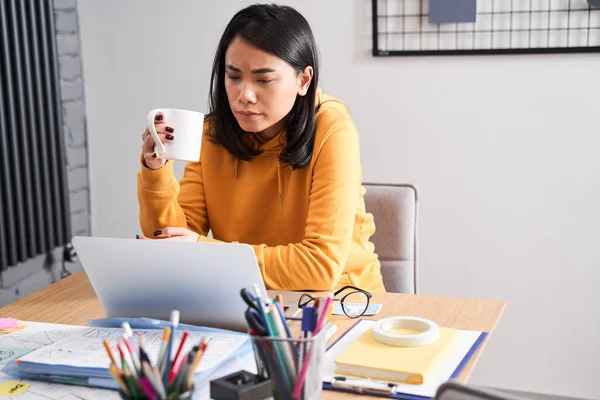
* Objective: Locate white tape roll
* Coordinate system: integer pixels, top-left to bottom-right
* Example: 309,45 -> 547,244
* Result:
372,316 -> 439,347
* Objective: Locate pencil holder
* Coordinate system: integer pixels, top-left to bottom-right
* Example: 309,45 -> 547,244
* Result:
118,387 -> 194,400
250,323 -> 329,400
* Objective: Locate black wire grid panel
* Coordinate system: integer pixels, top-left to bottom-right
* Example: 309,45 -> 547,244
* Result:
372,0 -> 600,55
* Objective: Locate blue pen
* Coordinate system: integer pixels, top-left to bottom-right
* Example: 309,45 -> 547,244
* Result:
299,306 -> 316,399
274,295 -> 299,362
299,308 -> 316,366
163,310 -> 179,389
253,285 -> 293,395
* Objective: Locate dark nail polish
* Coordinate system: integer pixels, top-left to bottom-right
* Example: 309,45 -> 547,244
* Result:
153,230 -> 162,236
155,114 -> 163,121
135,235 -> 139,239
152,153 -> 157,158
166,134 -> 174,140
165,126 -> 174,133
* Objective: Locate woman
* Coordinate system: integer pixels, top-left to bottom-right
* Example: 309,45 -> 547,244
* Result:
138,4 -> 385,293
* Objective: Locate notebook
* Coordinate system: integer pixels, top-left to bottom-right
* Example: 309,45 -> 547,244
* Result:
323,319 -> 488,399
334,326 -> 462,385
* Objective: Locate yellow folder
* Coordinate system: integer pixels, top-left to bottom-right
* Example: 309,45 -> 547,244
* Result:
334,326 -> 462,384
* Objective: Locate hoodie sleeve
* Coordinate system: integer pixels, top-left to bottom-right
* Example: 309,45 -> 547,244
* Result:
137,154 -> 210,237
198,118 -> 361,291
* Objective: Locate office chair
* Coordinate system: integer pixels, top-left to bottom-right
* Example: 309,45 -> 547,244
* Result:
435,382 -> 529,400
363,183 -> 418,294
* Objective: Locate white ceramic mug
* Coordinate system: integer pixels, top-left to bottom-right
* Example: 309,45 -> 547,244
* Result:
147,108 -> 204,162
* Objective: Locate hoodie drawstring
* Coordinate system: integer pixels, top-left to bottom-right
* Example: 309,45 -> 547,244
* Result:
277,161 -> 283,206
234,157 -> 283,206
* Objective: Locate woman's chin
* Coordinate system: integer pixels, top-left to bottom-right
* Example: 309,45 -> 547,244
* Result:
236,119 -> 265,133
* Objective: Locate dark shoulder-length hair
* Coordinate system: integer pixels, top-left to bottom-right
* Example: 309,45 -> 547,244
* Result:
207,4 -> 320,169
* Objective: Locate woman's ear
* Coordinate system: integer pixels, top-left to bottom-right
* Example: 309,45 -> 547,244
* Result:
297,66 -> 313,96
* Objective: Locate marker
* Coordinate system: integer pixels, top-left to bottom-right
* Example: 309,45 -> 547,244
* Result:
163,310 -> 179,389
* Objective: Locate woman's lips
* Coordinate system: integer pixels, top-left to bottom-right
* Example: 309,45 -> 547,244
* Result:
236,111 -> 262,120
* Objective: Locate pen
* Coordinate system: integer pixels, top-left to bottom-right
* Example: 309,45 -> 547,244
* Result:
108,364 -> 128,394
103,340 -> 118,367
163,310 -> 179,389
186,338 -> 208,388
169,331 -> 189,385
331,376 -> 398,395
142,361 -> 165,399
139,377 -> 159,400
117,342 -> 138,378
269,303 -> 296,378
157,327 -> 171,374
253,285 -> 293,392
121,323 -> 142,375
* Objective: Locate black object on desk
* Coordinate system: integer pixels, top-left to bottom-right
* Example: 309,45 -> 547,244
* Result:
210,370 -> 272,400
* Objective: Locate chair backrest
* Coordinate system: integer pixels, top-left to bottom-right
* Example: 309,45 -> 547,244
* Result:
362,183 -> 418,294
435,382 -> 527,400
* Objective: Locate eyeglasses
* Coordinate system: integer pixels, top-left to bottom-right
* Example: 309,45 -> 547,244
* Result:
297,285 -> 372,319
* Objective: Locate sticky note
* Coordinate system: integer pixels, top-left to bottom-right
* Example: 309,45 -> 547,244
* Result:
0,381 -> 30,396
429,0 -> 477,23
0,318 -> 18,330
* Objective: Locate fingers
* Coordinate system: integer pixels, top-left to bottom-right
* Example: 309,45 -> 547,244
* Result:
152,227 -> 190,238
142,131 -> 172,154
136,233 -> 186,241
153,112 -> 165,124
141,123 -> 175,148
141,113 -> 176,167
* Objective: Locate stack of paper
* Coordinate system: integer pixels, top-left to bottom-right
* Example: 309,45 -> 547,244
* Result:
0,319 -> 256,399
5,326 -> 250,390
0,321 -> 121,399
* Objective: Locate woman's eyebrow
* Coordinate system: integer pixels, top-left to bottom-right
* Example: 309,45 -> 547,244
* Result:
226,64 -> 276,74
251,67 -> 276,74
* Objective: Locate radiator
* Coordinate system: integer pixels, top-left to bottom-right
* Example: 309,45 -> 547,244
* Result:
0,0 -> 72,270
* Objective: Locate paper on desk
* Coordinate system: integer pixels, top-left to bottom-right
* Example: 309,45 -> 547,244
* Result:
323,320 -> 482,398
18,327 -> 249,373
87,317 -> 244,334
0,321 -> 86,365
0,321 -> 120,400
0,373 -> 120,400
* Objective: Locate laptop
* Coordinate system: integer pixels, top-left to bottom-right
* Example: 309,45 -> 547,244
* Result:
71,236 -> 268,332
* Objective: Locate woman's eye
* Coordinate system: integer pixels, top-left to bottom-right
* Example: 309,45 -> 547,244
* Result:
227,74 -> 241,80
258,79 -> 272,84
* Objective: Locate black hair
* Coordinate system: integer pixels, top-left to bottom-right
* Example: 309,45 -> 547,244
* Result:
207,4 -> 320,169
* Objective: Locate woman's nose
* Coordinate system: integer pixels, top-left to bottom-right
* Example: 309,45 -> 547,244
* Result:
238,82 -> 257,104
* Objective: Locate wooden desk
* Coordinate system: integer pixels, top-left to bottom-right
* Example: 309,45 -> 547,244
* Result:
0,272 -> 505,399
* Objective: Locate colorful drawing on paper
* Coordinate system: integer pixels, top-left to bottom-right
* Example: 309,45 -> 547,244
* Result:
0,349 -> 32,364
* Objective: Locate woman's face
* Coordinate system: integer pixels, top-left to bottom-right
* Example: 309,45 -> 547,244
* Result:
224,36 -> 312,140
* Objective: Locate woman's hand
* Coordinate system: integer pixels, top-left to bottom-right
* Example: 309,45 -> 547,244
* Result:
141,112 -> 175,170
138,227 -> 200,242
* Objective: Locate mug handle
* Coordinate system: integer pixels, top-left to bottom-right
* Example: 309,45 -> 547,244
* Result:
147,109 -> 167,154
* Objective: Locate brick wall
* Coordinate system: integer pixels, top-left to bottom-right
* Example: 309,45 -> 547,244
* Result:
0,0 -> 89,307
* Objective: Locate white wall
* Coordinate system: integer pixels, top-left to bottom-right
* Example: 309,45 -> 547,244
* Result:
78,1 -> 600,398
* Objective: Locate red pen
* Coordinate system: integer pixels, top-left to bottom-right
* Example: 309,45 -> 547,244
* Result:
168,331 -> 189,385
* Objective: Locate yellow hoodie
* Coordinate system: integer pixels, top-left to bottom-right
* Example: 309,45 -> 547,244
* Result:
138,90 -> 385,293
